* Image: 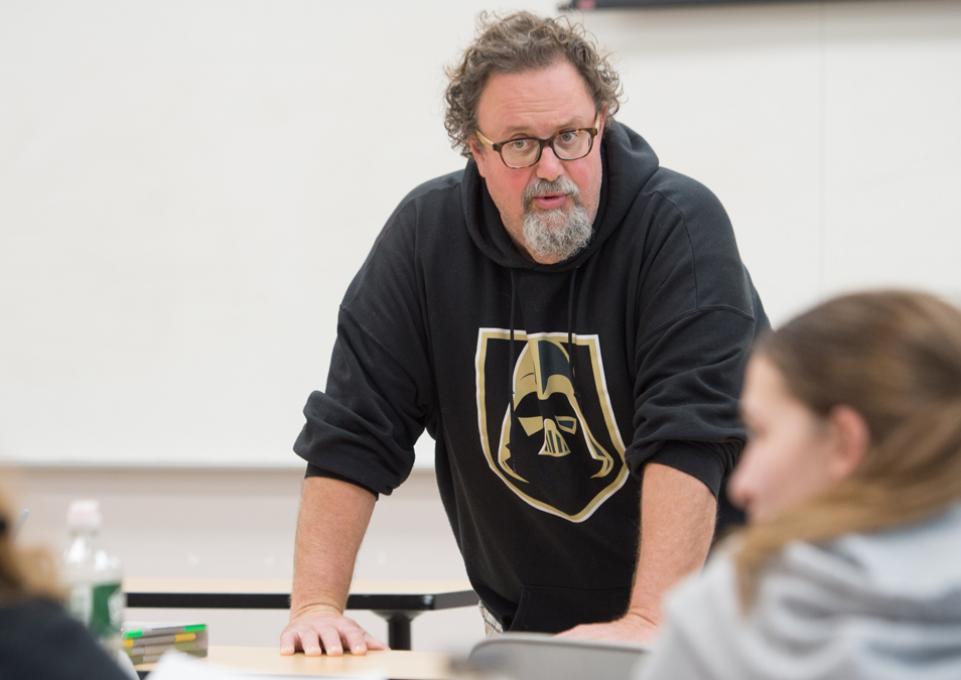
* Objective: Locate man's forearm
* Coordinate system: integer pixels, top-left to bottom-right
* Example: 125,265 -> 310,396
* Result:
290,475 -> 377,616
628,462 -> 717,623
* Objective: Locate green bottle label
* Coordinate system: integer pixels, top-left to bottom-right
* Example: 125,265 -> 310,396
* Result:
90,581 -> 124,640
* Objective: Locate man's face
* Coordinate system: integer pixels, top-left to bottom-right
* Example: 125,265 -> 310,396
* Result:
469,59 -> 605,265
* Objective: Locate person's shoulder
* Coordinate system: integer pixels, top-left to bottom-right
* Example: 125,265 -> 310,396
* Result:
640,166 -> 729,230
619,164 -> 758,317
363,168 -> 468,267
374,168 -> 473,260
757,539 -> 883,622
817,504 -> 961,602
0,597 -> 129,679
0,596 -> 67,637
396,168 -> 465,213
651,551 -> 745,674
378,169 -> 466,245
617,164 -> 737,273
661,550 -> 740,631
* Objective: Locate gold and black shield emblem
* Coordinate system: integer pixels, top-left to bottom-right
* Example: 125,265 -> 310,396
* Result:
475,329 -> 628,522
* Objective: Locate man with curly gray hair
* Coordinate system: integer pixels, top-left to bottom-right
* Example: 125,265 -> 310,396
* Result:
283,11 -> 767,655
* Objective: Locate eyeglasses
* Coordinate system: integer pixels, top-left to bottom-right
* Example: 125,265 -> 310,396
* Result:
475,114 -> 601,169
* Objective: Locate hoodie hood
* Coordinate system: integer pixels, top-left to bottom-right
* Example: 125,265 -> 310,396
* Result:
462,120 -> 660,272
793,503 -> 961,622
644,504 -> 961,680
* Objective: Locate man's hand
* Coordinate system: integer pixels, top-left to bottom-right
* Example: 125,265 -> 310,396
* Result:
556,465 -> 715,648
282,477 -> 381,656
555,610 -> 659,645
280,603 -> 388,656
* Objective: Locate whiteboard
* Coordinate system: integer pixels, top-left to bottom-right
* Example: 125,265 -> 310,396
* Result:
2,0 -> 960,468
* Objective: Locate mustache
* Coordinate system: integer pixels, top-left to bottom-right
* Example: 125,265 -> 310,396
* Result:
523,177 -> 580,210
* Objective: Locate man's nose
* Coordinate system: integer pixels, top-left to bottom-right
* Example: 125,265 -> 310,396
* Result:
534,145 -> 564,182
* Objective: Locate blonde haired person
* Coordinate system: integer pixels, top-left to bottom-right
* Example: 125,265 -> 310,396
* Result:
637,290 -> 961,680
0,494 -> 131,680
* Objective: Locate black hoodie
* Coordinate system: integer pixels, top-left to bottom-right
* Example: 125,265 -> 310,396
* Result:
295,121 -> 768,632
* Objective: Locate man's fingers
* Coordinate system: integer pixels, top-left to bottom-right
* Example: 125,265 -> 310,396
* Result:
281,614 -> 381,656
364,632 -> 389,651
298,628 -> 323,656
317,626 -> 344,656
279,629 -> 299,655
342,625 -> 369,655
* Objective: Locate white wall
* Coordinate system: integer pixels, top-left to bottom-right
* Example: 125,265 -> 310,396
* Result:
0,0 -> 557,468
582,0 -> 961,320
3,0 -> 960,468
4,0 -> 961,653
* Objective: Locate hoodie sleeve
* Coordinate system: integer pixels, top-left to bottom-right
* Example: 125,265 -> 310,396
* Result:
293,201 -> 434,495
627,177 -> 763,497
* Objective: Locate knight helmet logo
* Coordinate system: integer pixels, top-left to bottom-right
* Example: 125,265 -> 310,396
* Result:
475,329 -> 628,522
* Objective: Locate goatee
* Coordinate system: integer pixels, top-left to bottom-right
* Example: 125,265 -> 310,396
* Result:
522,177 -> 593,262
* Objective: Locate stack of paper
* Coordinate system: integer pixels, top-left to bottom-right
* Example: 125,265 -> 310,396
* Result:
122,622 -> 208,665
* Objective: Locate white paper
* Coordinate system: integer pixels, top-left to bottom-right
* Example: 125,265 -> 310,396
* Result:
147,652 -> 246,680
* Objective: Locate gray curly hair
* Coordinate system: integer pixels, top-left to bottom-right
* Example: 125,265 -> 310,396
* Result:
444,12 -> 622,158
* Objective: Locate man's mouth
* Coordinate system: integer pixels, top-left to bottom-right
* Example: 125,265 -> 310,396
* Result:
530,193 -> 568,210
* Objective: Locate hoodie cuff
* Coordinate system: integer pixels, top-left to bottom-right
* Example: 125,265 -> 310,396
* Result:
304,463 -> 380,499
644,441 -> 727,499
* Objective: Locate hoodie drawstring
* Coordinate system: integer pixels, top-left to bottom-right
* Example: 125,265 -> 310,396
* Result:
508,269 -> 517,427
566,267 -> 578,398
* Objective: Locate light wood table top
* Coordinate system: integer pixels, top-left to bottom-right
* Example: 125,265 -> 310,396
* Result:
137,646 -> 454,679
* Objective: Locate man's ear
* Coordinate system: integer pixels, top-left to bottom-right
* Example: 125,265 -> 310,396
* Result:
468,137 -> 488,179
598,107 -> 608,136
826,405 -> 870,482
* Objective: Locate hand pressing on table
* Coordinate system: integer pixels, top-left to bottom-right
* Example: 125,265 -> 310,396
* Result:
280,603 -> 388,656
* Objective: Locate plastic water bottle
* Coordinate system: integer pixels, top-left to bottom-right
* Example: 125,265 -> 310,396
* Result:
63,499 -> 125,652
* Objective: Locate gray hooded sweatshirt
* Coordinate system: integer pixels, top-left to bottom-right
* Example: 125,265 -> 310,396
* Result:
636,504 -> 961,680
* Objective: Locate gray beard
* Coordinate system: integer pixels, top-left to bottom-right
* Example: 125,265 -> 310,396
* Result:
520,176 -> 594,262
522,202 -> 593,263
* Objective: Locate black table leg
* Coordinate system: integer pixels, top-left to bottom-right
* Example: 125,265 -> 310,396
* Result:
373,610 -> 421,650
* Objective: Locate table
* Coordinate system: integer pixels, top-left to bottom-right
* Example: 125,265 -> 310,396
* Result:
136,646 -> 454,679
124,578 -> 478,650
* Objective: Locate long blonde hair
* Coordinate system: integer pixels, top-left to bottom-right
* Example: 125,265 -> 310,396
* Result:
0,494 -> 61,603
734,290 -> 961,608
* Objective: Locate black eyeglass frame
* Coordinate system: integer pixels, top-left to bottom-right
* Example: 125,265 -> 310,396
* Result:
475,114 -> 602,169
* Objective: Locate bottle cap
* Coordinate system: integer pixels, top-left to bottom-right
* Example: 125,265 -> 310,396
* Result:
67,499 -> 102,530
